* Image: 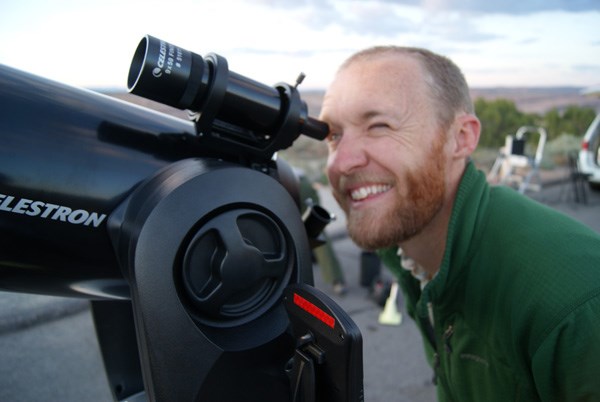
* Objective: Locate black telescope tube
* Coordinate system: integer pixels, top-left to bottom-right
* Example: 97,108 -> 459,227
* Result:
128,35 -> 328,140
0,64 -> 197,299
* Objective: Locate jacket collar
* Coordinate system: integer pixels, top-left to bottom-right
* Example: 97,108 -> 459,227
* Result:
416,161 -> 489,315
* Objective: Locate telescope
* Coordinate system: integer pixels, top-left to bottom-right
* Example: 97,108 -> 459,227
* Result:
0,35 -> 363,401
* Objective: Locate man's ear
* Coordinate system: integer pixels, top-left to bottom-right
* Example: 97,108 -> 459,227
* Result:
452,114 -> 481,160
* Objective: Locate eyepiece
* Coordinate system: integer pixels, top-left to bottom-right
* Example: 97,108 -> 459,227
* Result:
128,35 -> 209,110
303,204 -> 334,240
127,37 -> 146,90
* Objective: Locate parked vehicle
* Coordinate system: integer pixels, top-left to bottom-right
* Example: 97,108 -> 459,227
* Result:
578,113 -> 600,190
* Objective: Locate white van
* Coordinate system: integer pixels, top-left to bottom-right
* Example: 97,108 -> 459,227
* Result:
579,113 -> 600,190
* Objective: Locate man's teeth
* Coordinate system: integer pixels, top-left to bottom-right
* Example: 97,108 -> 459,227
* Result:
350,185 -> 391,201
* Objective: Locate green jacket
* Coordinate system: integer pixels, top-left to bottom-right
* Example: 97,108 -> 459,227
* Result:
379,162 -> 600,401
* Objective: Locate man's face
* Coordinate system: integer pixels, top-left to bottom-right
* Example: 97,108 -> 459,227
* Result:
320,54 -> 450,250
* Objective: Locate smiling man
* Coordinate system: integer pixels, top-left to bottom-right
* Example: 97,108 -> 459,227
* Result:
322,47 -> 478,275
320,46 -> 600,401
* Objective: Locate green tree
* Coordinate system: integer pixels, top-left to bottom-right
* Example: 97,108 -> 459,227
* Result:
542,109 -> 562,140
542,106 -> 596,140
474,98 -> 536,148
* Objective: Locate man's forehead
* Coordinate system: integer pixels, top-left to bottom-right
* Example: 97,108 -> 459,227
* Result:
333,54 -> 424,96
321,55 -> 425,116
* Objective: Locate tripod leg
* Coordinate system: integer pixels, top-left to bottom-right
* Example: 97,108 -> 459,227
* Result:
289,349 -> 316,402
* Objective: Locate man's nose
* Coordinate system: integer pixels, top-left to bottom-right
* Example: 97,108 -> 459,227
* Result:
327,134 -> 368,176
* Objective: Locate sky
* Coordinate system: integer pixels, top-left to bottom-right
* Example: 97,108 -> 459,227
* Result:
0,0 -> 599,91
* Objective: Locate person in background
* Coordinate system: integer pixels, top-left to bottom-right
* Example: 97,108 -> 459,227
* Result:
319,45 -> 600,401
297,170 -> 347,295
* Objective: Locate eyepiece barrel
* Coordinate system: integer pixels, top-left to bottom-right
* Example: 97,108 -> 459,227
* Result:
128,35 -> 328,156
303,116 -> 329,141
303,204 -> 334,240
128,35 -> 210,111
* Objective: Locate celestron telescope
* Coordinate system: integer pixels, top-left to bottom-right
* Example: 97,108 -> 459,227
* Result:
0,35 -> 363,401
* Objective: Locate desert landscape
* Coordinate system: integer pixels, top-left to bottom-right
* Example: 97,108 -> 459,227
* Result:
108,86 -> 600,180
109,86 -> 600,120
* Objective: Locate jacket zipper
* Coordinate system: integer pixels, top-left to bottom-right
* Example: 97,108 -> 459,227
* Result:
420,289 -> 455,399
424,302 -> 438,384
428,307 -> 456,398
439,323 -> 456,401
443,324 -> 454,354
427,302 -> 435,327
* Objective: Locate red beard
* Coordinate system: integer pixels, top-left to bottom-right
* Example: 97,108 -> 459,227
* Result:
341,134 -> 447,250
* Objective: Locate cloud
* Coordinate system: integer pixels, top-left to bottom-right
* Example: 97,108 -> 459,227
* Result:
387,0 -> 600,14
230,48 -> 342,58
236,0 -> 599,49
312,2 -> 417,36
573,64 -> 600,73
249,0 -> 599,14
417,12 -> 500,42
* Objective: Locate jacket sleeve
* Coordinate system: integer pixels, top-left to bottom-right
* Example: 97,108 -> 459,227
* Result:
531,294 -> 600,401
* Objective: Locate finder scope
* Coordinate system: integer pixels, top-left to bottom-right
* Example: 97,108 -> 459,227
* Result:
128,35 -> 327,161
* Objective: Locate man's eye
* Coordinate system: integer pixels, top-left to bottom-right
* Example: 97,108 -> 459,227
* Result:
327,132 -> 341,143
370,122 -> 390,130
